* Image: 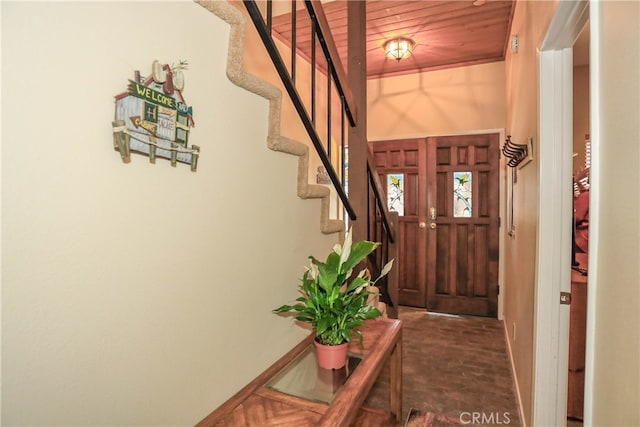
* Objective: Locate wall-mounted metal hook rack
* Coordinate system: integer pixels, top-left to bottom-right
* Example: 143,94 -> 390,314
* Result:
502,135 -> 533,168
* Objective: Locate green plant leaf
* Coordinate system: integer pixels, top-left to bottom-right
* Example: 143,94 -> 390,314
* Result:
309,255 -> 323,267
354,330 -> 364,347
316,317 -> 331,335
361,305 -> 382,319
325,251 -> 341,272
342,240 -> 379,273
345,319 -> 363,330
296,313 -> 314,322
345,276 -> 369,293
317,268 -> 338,293
273,304 -> 296,313
329,284 -> 340,302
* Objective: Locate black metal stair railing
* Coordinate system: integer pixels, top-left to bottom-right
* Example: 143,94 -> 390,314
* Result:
243,0 -> 356,219
242,1 -> 397,310
367,158 -> 396,308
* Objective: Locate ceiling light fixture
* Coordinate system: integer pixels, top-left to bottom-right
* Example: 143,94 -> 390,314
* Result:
384,37 -> 415,62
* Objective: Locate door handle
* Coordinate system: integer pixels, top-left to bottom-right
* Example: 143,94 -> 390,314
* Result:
429,207 -> 437,220
420,221 -> 437,229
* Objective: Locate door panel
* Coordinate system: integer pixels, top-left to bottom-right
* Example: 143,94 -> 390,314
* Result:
371,139 -> 426,307
426,134 -> 499,317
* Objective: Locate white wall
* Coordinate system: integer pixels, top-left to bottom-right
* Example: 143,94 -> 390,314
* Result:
1,1 -> 336,424
367,61 -> 506,140
588,1 -> 640,424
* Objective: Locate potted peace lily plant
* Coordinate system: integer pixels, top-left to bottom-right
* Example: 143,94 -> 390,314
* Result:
274,228 -> 394,369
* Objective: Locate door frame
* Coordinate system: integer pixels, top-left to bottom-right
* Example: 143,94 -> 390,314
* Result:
534,1 -> 589,426
370,128 -> 506,320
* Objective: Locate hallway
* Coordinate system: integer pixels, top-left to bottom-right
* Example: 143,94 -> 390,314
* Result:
365,307 -> 521,426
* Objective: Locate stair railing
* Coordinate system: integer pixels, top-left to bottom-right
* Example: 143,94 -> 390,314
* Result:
367,155 -> 399,316
243,0 -> 355,219
242,0 -> 398,312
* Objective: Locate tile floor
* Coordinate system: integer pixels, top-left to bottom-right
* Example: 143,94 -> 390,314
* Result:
364,306 -> 522,426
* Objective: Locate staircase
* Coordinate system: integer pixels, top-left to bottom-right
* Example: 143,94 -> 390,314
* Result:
195,0 -> 343,235
195,0 -> 398,317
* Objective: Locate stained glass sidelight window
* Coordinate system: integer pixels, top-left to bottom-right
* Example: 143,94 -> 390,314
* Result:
387,174 -> 404,216
453,172 -> 472,217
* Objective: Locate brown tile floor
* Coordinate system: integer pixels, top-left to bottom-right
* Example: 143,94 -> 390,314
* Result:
364,306 -> 522,426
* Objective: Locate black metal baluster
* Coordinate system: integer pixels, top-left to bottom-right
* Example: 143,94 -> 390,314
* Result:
242,0 -> 356,220
367,171 -> 372,241
311,21 -> 316,126
327,65 -> 332,159
341,101 -> 346,188
291,0 -> 296,84
266,0 -> 272,34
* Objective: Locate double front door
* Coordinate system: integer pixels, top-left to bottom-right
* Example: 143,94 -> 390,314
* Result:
372,134 -> 499,317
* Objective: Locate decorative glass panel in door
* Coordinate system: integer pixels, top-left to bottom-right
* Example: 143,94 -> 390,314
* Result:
453,171 -> 472,217
387,174 -> 405,216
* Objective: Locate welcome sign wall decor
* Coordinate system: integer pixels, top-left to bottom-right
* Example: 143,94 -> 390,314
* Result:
112,60 -> 199,171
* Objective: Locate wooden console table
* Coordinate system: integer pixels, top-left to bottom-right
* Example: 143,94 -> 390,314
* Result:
197,318 -> 402,427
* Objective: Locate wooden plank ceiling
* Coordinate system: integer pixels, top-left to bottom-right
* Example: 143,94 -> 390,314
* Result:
271,0 -> 515,79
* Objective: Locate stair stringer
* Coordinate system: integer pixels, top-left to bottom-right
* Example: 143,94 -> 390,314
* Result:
195,0 -> 344,237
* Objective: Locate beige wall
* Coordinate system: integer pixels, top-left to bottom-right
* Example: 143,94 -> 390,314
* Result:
503,1 -> 558,425
589,1 -> 640,424
235,0 -> 345,219
1,1 -> 337,424
367,61 -> 506,140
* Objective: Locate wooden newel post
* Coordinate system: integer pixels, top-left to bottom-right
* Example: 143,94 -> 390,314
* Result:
347,0 -> 368,243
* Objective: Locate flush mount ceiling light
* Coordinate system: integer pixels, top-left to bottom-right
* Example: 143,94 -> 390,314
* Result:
384,37 -> 415,61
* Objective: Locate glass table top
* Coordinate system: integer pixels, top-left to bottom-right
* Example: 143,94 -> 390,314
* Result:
265,345 -> 363,404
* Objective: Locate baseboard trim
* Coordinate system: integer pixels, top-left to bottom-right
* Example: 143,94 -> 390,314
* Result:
502,319 -> 527,427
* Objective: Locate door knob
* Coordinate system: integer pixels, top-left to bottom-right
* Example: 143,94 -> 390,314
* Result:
419,222 -> 426,229
430,222 -> 437,229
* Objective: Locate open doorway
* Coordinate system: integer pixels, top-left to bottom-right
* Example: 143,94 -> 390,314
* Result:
567,20 -> 590,426
534,1 -> 590,426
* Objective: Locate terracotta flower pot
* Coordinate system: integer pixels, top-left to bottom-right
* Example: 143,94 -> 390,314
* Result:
314,340 -> 348,370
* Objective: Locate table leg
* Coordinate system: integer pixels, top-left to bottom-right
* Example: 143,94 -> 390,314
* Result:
390,330 -> 403,421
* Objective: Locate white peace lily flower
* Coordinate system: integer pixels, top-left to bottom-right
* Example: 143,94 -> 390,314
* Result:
339,227 -> 353,267
307,262 -> 319,280
332,243 -> 343,256
380,259 -> 395,277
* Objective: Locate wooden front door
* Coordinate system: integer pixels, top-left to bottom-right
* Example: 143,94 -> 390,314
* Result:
425,134 -> 500,316
371,134 -> 500,316
371,139 -> 426,308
